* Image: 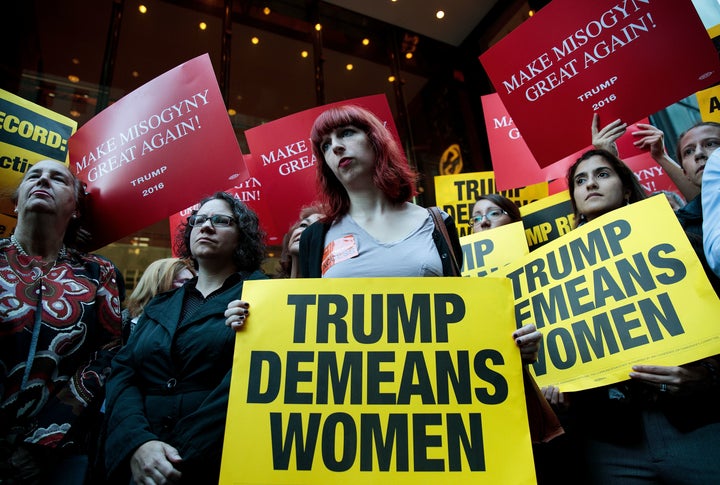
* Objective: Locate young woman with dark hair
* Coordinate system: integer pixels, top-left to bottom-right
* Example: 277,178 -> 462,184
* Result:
470,193 -> 522,232
566,148 -> 646,227
541,148 -> 720,484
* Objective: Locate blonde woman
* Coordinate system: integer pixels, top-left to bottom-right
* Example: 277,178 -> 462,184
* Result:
122,258 -> 195,341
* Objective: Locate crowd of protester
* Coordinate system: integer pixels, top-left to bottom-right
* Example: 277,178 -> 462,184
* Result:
2,102 -> 719,484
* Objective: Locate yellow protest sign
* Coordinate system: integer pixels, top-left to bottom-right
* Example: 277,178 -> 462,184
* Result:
519,191 -> 575,251
460,221 -> 528,277
500,196 -> 720,392
434,172 -> 547,238
0,89 -> 76,214
697,84 -> 720,123
221,277 -> 536,485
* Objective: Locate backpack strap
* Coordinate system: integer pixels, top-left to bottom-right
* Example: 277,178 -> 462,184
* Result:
428,207 -> 461,276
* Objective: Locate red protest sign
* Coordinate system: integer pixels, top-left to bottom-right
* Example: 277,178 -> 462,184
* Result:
69,54 -> 247,250
244,94 -> 398,244
482,93 -> 647,189
480,0 -> 720,167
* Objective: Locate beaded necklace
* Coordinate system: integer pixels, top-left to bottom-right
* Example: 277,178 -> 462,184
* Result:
7,234 -> 68,390
9,234 -> 66,281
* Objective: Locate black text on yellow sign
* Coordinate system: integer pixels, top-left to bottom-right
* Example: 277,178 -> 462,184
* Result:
508,219 -> 686,378
0,98 -> 74,166
443,179 -> 528,237
462,239 -> 497,276
247,292 -> 507,472
521,199 -> 574,250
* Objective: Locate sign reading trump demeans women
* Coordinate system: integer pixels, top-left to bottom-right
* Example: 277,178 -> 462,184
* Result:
220,277 -> 536,484
499,196 -> 720,391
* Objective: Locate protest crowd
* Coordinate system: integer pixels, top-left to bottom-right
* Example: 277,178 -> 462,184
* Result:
3,1 -> 720,484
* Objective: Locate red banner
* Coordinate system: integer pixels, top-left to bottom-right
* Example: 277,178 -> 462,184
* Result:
480,0 -> 720,167
482,93 -> 649,189
244,94 -> 398,244
69,54 -> 247,249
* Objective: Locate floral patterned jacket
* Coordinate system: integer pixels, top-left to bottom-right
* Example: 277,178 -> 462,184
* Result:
0,239 -> 121,450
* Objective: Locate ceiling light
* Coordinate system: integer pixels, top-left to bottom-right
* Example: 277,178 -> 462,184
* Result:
228,108 -> 237,116
71,58 -> 80,65
69,110 -> 81,118
132,71 -> 139,78
68,75 -> 80,83
315,23 -> 322,31
263,7 -> 271,15
529,9 -> 535,16
405,52 -> 413,59
251,36 -> 260,45
199,22 -> 207,30
362,38 -> 370,46
436,10 -> 445,19
138,5 -> 147,14
346,64 -> 354,71
301,50 -> 309,58
388,75 -> 396,82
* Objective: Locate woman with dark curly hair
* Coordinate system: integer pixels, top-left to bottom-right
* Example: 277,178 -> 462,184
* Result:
103,192 -> 267,484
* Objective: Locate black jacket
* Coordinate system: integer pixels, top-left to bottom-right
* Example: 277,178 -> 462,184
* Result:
104,271 -> 267,483
299,209 -> 463,278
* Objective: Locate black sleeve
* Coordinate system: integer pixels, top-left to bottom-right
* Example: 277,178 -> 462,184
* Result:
298,221 -> 327,278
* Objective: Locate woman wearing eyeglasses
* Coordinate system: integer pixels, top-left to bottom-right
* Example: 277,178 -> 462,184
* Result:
104,192 -> 266,484
470,194 -> 522,232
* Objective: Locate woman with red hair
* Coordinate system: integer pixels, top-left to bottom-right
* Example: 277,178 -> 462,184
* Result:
224,105 -> 556,450
298,105 -> 541,356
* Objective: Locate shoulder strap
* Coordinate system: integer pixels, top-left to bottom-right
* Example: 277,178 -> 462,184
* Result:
428,207 -> 461,276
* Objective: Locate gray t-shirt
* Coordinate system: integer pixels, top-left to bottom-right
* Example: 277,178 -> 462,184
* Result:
321,212 -> 443,277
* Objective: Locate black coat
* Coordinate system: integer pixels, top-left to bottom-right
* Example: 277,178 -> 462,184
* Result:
104,271 -> 266,483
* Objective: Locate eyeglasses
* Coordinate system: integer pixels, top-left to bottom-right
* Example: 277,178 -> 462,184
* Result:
469,209 -> 508,226
188,214 -> 236,228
